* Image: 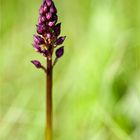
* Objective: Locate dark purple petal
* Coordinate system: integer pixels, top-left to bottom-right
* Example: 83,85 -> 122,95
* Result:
55,36 -> 66,45
55,46 -> 64,58
31,60 -> 42,68
34,35 -> 44,45
54,23 -> 61,36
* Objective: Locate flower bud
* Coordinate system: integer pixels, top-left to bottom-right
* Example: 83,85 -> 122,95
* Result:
55,46 -> 64,58
46,0 -> 52,7
38,16 -> 46,24
39,5 -> 44,15
38,18 -> 42,25
55,36 -> 66,45
31,60 -> 42,68
36,24 -> 46,34
41,16 -> 46,22
54,23 -> 61,36
46,12 -> 52,20
48,21 -> 56,27
50,5 -> 57,13
43,4 -> 48,13
34,35 -> 45,45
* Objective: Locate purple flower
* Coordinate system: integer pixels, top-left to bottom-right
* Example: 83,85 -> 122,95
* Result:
31,60 -> 42,68
35,0 -> 66,47
55,36 -> 66,45
55,46 -> 64,58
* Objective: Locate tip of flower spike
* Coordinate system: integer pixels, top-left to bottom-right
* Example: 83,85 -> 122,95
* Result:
55,46 -> 64,58
45,0 -> 52,7
31,60 -> 42,68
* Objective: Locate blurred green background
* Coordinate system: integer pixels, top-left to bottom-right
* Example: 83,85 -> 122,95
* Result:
0,0 -> 140,140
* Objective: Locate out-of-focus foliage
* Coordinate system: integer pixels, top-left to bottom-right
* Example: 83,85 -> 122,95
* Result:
0,0 -> 140,140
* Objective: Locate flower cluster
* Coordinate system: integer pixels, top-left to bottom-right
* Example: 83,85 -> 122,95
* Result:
31,0 -> 66,69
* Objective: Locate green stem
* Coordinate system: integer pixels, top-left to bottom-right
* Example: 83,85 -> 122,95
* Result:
46,58 -> 53,140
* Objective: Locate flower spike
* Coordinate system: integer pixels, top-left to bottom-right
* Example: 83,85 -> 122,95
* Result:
31,0 -> 66,140
32,0 -> 66,70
